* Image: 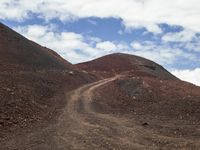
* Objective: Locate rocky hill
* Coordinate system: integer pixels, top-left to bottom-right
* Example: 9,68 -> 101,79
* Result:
75,53 -> 200,149
76,53 -> 178,80
0,22 -> 199,150
0,22 -> 96,142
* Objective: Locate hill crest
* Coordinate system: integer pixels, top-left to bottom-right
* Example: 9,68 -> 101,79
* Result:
76,53 -> 178,80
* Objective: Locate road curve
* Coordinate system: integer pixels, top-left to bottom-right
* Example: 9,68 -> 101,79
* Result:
54,75 -> 150,150
2,75 -> 198,150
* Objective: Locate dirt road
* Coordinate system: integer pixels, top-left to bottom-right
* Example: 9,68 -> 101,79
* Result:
1,76 -> 199,150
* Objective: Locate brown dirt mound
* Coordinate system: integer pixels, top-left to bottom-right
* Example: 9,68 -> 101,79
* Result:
76,53 -> 178,80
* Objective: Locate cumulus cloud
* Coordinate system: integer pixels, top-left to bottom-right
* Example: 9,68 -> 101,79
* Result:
14,24 -> 198,66
96,41 -> 117,51
15,25 -> 96,63
1,0 -> 200,34
162,29 -> 196,42
130,41 -> 197,64
172,68 -> 200,86
14,24 -> 125,63
0,0 -> 41,21
131,42 -> 143,50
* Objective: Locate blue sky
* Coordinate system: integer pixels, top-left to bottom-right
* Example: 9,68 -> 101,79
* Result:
0,0 -> 200,85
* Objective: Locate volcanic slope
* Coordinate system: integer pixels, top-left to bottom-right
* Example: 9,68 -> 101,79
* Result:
0,22 -> 71,71
0,22 -> 199,150
76,53 -> 178,79
0,22 -> 96,146
75,53 -> 200,149
3,53 -> 199,150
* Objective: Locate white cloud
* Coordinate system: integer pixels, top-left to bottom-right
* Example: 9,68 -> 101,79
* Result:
14,24 -> 129,63
1,0 -> 200,34
0,0 -> 41,21
172,68 -> 200,86
162,29 -> 196,42
96,41 -> 117,51
182,41 -> 200,52
129,41 -> 198,65
16,25 -> 49,38
131,42 -> 143,49
14,24 -> 198,67
15,25 -> 97,63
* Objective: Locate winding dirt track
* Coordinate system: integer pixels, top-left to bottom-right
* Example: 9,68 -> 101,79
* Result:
1,76 -> 200,150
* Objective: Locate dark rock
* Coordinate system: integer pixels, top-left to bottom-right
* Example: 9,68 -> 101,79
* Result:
142,122 -> 149,126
